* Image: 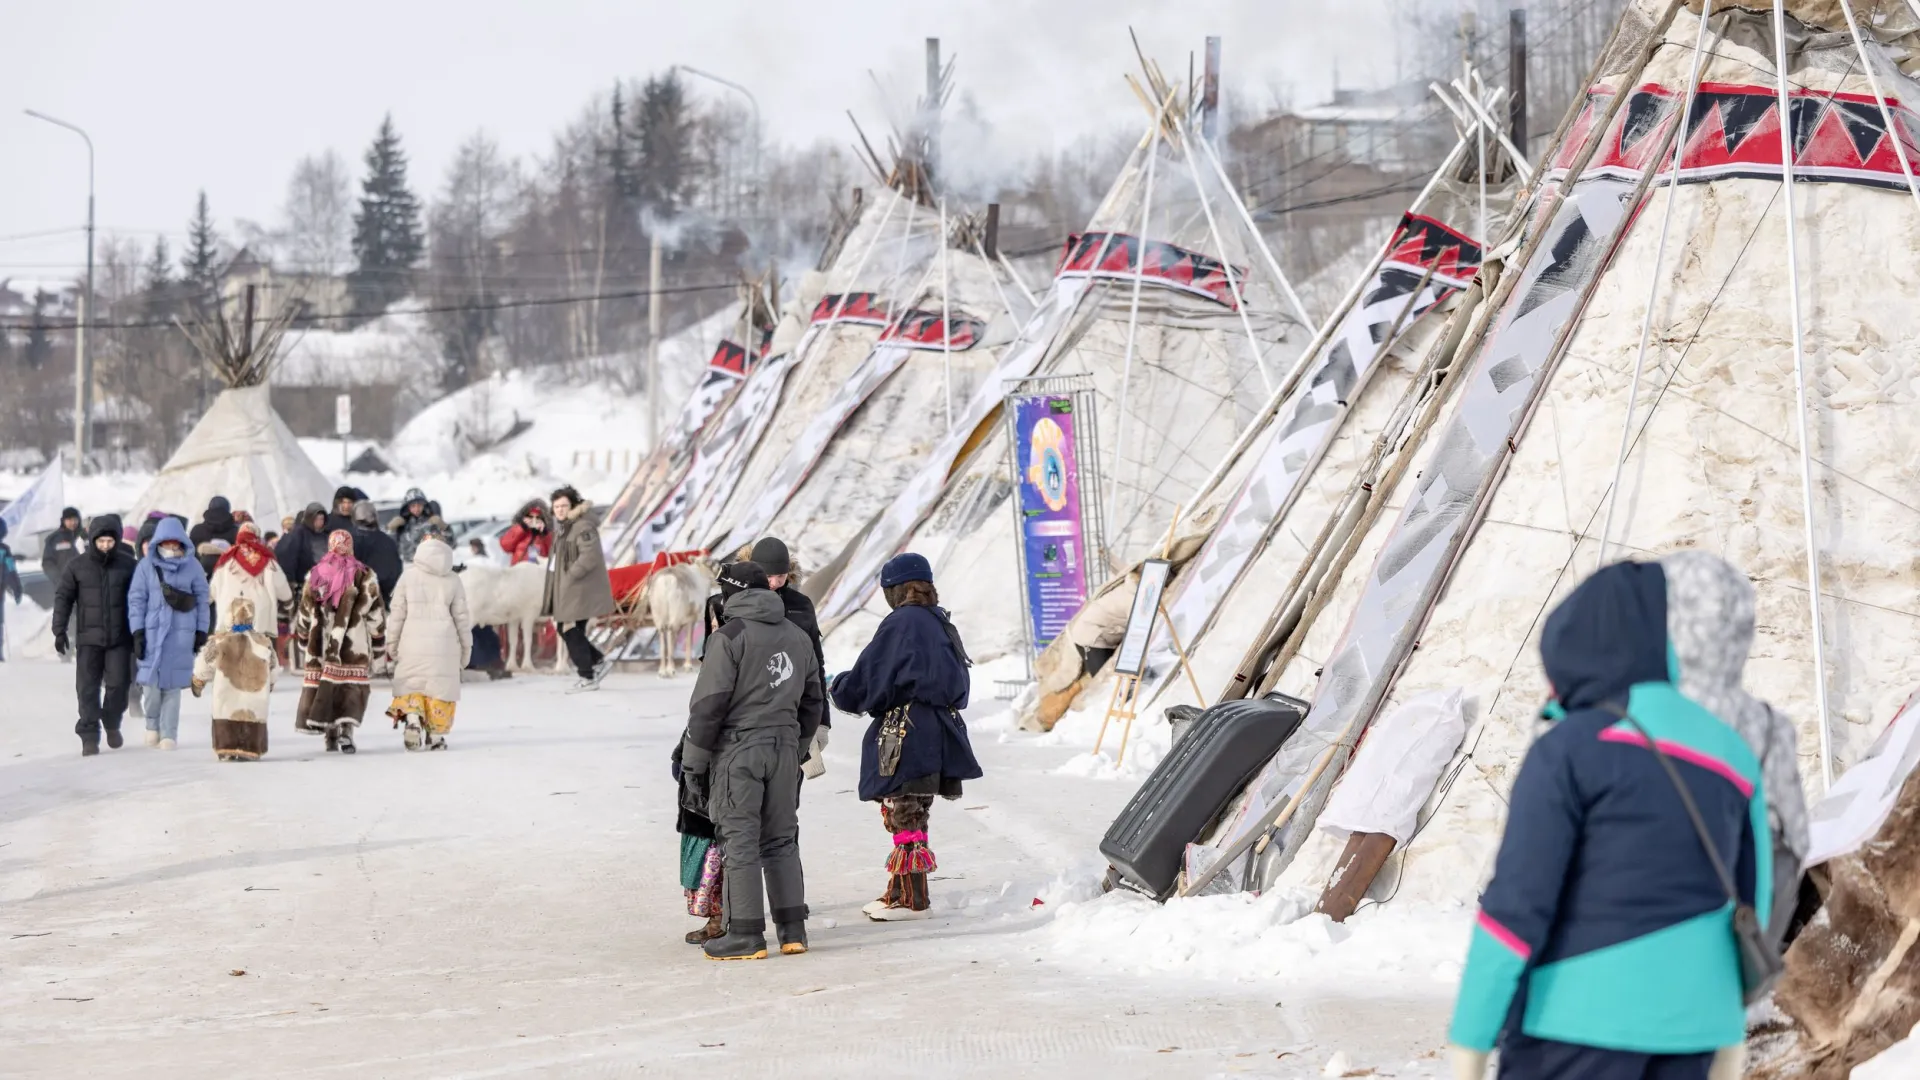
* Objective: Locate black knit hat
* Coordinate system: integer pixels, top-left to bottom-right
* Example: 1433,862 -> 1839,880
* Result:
749,536 -> 791,575
717,561 -> 769,598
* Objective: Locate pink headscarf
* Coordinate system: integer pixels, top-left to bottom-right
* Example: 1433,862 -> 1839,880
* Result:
306,529 -> 365,610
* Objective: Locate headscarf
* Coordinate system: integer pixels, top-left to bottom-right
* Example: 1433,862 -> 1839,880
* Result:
216,521 -> 278,578
1659,551 -> 1811,863
306,529 -> 365,610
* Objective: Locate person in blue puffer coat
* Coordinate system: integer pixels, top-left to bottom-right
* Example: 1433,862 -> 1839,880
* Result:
127,516 -> 211,751
1448,560 -> 1768,1080
828,553 -> 983,923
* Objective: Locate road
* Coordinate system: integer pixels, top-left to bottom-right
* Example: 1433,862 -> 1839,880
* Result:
0,660 -> 1451,1078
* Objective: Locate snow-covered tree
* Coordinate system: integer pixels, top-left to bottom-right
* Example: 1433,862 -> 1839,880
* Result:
282,150 -> 354,274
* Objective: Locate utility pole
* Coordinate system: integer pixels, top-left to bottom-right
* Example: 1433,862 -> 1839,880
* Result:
647,230 -> 664,451
1202,36 -> 1222,143
25,110 -> 94,474
1510,8 -> 1530,163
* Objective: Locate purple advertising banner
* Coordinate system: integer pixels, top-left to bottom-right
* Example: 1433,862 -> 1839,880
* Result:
1014,394 -> 1089,652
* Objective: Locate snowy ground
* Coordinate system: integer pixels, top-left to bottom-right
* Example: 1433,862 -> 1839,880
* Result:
0,659 -> 1455,1078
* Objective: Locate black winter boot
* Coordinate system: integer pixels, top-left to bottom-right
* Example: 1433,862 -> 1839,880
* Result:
703,929 -> 769,961
80,737 -> 100,757
104,727 -> 124,750
776,922 -> 808,955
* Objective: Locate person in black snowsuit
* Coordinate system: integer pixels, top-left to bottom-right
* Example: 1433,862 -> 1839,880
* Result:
829,552 -> 982,921
0,520 -> 23,661
349,500 -> 402,605
749,538 -> 829,762
275,503 -> 331,592
53,514 -> 139,755
326,485 -> 367,536
678,561 -> 825,961
41,506 -> 84,655
189,495 -> 241,576
41,506 -> 83,581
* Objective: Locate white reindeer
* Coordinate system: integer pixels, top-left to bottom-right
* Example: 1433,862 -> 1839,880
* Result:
460,562 -> 549,672
642,561 -> 716,677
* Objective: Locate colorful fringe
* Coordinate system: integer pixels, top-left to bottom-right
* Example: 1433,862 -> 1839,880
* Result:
685,842 -> 724,917
386,693 -> 457,734
886,829 -> 937,874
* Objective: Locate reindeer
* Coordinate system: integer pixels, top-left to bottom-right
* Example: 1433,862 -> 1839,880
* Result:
460,562 -> 549,672
641,560 -> 717,677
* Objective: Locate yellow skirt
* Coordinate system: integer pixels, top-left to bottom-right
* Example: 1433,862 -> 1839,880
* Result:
386,694 -> 457,735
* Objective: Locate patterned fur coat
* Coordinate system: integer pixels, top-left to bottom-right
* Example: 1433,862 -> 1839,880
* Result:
293,565 -> 387,731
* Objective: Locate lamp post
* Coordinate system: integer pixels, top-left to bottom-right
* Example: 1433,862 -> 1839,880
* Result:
671,65 -> 761,218
25,109 -> 95,474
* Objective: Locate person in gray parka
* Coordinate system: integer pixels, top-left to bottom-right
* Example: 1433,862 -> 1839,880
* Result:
677,562 -> 825,961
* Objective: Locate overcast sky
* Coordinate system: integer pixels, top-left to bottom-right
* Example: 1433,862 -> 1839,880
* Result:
0,0 -> 1398,282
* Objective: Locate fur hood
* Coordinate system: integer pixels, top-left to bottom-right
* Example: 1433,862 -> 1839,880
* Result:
558,499 -> 596,524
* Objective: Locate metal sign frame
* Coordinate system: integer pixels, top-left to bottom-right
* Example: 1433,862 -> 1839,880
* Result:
1002,373 -> 1108,665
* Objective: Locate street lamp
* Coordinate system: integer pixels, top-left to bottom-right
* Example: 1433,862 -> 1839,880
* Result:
670,65 -> 762,216
24,109 -> 95,474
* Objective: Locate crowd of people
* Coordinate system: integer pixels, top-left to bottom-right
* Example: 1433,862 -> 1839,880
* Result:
36,481 -> 620,758
25,480 -> 991,958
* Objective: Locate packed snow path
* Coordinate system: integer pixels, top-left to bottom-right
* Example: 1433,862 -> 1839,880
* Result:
0,661 -> 1451,1077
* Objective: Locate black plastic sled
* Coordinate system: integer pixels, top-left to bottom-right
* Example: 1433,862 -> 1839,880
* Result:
1098,691 -> 1308,900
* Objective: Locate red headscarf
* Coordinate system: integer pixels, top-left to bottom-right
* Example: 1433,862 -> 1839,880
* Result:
216,521 -> 277,578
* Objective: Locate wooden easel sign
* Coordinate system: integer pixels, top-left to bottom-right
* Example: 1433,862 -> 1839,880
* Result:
1093,559 -> 1172,766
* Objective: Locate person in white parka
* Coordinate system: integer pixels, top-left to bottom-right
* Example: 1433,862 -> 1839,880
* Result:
384,536 -> 474,751
210,521 -> 293,635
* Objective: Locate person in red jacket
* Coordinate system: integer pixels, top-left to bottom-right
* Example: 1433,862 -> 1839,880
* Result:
499,500 -> 552,566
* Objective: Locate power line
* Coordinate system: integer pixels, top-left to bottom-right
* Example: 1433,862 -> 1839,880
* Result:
0,278 -> 744,332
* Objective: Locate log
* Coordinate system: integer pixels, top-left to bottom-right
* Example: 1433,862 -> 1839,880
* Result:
1315,832 -> 1398,923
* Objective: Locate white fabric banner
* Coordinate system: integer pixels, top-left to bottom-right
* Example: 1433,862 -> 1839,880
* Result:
1145,222 -> 1480,691
1,452 -> 65,543
1206,178 -> 1637,881
1807,689 -> 1920,866
672,351 -> 798,552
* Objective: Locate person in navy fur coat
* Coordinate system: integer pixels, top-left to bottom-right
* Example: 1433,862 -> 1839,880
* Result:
828,552 -> 982,922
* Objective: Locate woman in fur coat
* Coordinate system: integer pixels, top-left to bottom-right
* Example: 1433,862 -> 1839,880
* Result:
828,552 -> 982,921
210,522 -> 293,634
293,530 -> 387,754
384,536 -> 473,751
192,596 -> 276,760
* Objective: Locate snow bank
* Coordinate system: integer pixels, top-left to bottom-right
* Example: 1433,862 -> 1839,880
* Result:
1043,883 -> 1470,987
277,309 -> 439,391
1856,1023 -> 1920,1080
0,469 -> 155,521
370,339 -> 715,521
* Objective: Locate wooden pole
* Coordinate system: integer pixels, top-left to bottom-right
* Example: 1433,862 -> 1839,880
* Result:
647,231 -> 663,453
1509,8 -> 1529,160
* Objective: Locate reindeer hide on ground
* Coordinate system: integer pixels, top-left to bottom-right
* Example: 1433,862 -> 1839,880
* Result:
1752,766 -> 1920,1079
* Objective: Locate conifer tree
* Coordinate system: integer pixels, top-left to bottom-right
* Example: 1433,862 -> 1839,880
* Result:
24,290 -> 53,369
349,114 -> 425,315
635,73 -> 696,213
180,192 -> 222,304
